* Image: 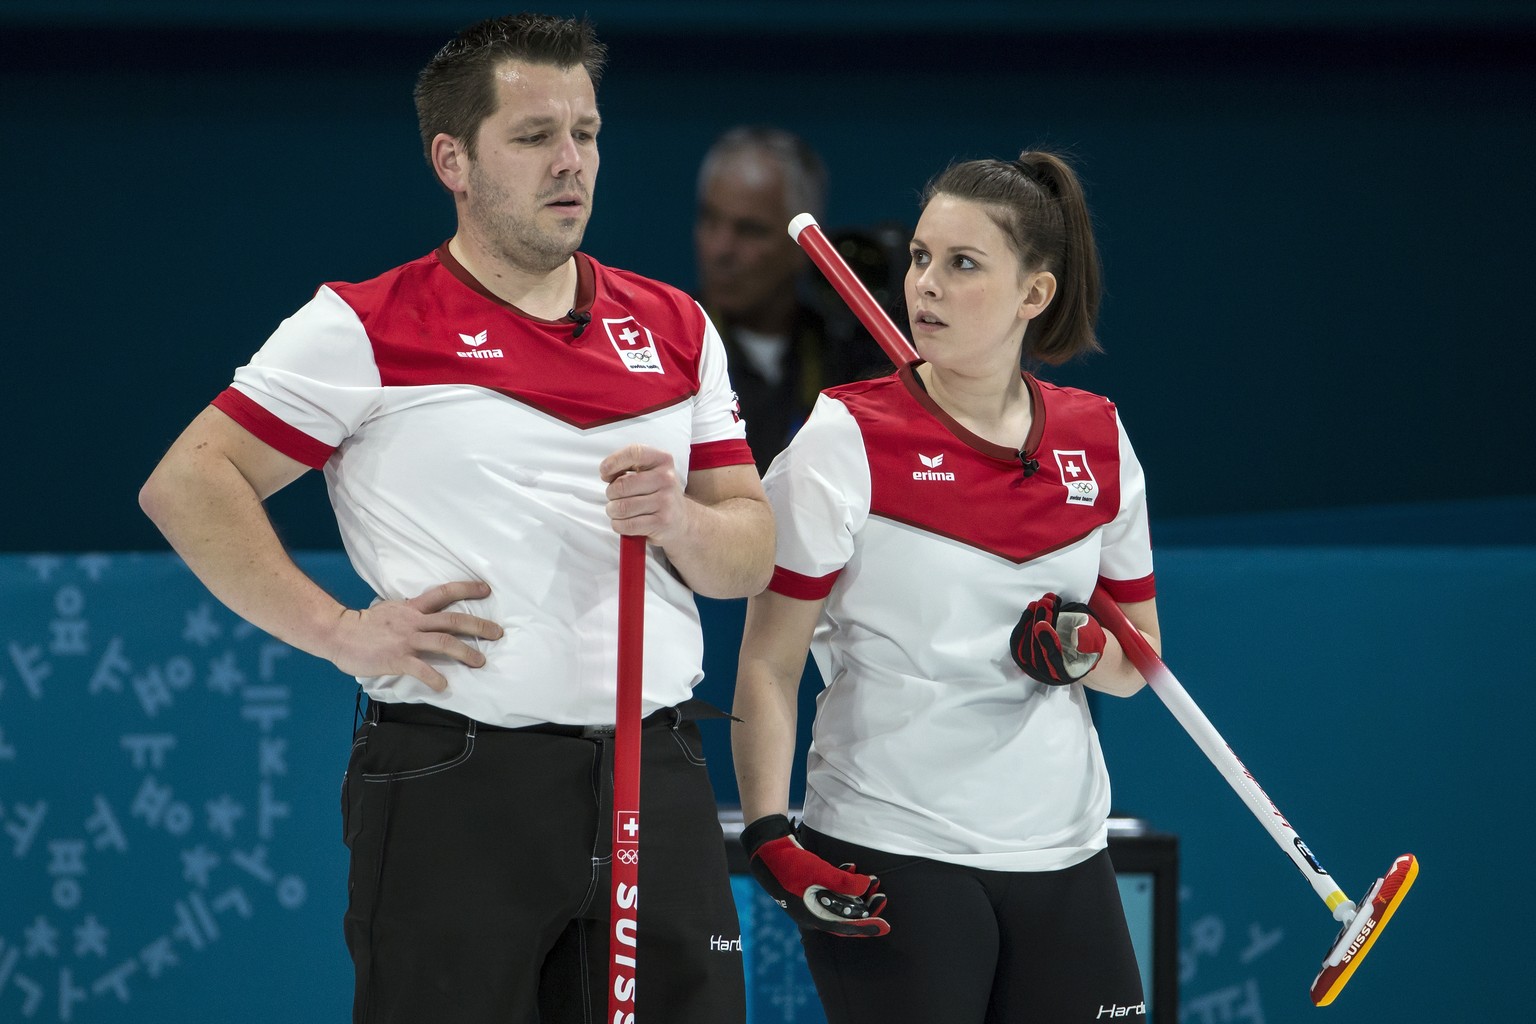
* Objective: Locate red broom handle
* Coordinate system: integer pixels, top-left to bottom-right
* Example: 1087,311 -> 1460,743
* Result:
609,534 -> 645,1023
789,213 -> 920,369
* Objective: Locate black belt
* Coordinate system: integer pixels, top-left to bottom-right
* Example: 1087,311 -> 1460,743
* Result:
367,696 -> 731,738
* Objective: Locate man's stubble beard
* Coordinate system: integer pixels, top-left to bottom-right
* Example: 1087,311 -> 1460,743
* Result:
467,164 -> 591,276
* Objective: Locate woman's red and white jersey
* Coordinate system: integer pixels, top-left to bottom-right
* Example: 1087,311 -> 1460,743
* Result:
212,247 -> 751,727
764,369 -> 1154,871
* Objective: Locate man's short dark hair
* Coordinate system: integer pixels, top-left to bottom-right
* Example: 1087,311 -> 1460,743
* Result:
413,13 -> 607,162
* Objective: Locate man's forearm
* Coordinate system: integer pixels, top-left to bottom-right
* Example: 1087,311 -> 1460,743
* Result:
662,494 -> 774,599
140,455 -> 345,659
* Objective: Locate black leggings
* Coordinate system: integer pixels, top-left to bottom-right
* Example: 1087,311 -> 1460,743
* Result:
799,828 -> 1145,1024
341,703 -> 745,1024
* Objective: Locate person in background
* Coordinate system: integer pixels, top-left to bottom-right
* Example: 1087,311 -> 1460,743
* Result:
732,150 -> 1159,1023
695,125 -> 883,473
139,13 -> 770,1023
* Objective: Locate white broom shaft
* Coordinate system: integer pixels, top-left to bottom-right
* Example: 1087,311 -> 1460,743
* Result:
1088,587 -> 1353,913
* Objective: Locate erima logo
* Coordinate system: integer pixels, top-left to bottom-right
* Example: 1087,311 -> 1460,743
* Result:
913,452 -> 955,481
457,329 -> 504,358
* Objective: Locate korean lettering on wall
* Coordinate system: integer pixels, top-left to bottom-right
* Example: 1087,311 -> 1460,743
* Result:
1,553 -> 347,1021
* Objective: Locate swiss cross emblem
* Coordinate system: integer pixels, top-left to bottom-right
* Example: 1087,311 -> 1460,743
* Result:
1052,449 -> 1100,506
603,316 -> 665,375
616,810 -> 640,846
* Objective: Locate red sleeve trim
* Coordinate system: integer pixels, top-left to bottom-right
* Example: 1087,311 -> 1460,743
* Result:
210,388 -> 336,471
1097,572 -> 1156,604
767,565 -> 840,600
689,438 -> 755,472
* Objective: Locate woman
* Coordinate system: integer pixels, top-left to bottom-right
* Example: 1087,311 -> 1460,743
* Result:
732,150 -> 1160,1023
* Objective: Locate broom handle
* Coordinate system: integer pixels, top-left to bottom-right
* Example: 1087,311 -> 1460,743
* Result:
609,534 -> 646,1022
1087,586 -> 1354,918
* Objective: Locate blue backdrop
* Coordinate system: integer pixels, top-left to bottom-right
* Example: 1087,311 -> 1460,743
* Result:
3,545 -> 1531,1022
3,2 -> 1533,1021
2,1 -> 1533,552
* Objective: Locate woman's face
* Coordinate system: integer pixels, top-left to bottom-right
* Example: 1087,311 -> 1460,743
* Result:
904,194 -> 1053,375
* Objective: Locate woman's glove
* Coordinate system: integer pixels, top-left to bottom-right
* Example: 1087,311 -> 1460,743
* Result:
1010,592 -> 1105,684
740,814 -> 890,937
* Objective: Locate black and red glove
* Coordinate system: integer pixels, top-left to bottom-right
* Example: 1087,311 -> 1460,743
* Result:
740,814 -> 890,937
1010,592 -> 1106,685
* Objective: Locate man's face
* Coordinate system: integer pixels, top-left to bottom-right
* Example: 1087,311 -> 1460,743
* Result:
462,60 -> 600,274
694,152 -> 804,327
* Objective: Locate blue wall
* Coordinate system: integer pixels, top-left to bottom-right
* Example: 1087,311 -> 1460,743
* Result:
3,2 -> 1533,1021
1095,546 -> 1535,1023
4,547 -> 1532,1022
1,2 -> 1533,550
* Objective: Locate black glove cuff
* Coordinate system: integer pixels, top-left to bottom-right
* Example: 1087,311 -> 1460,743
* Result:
740,813 -> 795,858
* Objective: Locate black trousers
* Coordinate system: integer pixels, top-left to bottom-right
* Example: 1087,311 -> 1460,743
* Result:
799,829 -> 1145,1024
341,702 -> 746,1024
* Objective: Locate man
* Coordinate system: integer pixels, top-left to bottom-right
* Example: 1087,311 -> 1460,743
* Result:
695,126 -> 882,473
139,14 -> 768,1023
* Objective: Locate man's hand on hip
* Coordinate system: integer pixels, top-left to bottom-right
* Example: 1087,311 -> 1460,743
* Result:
322,580 -> 503,692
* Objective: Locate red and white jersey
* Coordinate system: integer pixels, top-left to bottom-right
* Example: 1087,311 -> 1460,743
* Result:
212,247 -> 752,727
765,369 -> 1154,871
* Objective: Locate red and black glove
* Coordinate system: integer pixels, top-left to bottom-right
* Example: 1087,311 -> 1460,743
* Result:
740,814 -> 890,937
1010,592 -> 1106,685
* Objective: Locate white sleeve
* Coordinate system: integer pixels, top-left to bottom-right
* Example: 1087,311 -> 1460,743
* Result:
228,285 -> 382,446
763,394 -> 871,584
689,305 -> 749,446
1098,410 -> 1154,585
